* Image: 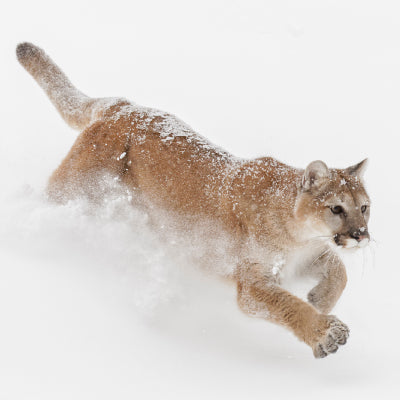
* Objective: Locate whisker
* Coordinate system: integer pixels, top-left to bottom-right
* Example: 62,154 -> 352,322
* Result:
323,250 -> 339,272
312,235 -> 333,239
361,247 -> 367,279
306,236 -> 333,246
368,241 -> 377,270
309,248 -> 331,269
296,237 -> 330,251
367,231 -> 379,245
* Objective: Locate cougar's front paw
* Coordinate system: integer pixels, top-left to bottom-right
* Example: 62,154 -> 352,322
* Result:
312,316 -> 350,358
307,288 -> 320,307
307,287 -> 329,313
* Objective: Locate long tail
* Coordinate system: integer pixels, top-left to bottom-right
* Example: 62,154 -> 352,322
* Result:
16,42 -> 109,131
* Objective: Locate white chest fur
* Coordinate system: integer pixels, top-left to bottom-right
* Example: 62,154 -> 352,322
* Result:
263,244 -> 323,300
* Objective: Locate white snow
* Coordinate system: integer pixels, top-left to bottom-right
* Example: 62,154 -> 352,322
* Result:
2,1 -> 400,399
272,266 -> 279,275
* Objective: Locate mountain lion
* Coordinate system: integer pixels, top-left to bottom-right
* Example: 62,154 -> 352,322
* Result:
16,42 -> 370,358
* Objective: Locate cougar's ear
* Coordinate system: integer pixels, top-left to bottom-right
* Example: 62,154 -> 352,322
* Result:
301,160 -> 330,191
345,158 -> 368,178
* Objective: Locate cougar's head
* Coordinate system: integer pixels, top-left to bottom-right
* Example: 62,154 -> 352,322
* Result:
295,159 -> 370,249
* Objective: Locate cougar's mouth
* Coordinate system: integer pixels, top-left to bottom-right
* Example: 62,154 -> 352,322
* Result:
334,234 -> 341,246
333,233 -> 370,249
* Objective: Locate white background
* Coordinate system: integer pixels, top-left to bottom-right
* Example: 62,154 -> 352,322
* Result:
1,1 -> 399,399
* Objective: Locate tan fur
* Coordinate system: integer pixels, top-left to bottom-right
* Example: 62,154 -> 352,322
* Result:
17,42 -> 371,358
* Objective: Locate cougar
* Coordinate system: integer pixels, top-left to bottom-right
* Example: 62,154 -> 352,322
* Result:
16,42 -> 370,358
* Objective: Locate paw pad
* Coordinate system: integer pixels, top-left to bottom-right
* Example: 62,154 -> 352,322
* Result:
313,316 -> 350,358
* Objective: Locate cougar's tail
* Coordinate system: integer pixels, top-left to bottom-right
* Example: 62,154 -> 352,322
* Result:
16,42 -> 109,131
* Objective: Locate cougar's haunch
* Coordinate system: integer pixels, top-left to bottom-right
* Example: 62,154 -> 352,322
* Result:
17,42 -> 371,358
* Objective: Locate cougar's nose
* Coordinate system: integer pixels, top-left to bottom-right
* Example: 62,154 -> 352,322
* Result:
350,229 -> 370,242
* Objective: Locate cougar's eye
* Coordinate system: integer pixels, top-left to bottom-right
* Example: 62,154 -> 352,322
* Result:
331,205 -> 344,215
361,205 -> 367,213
